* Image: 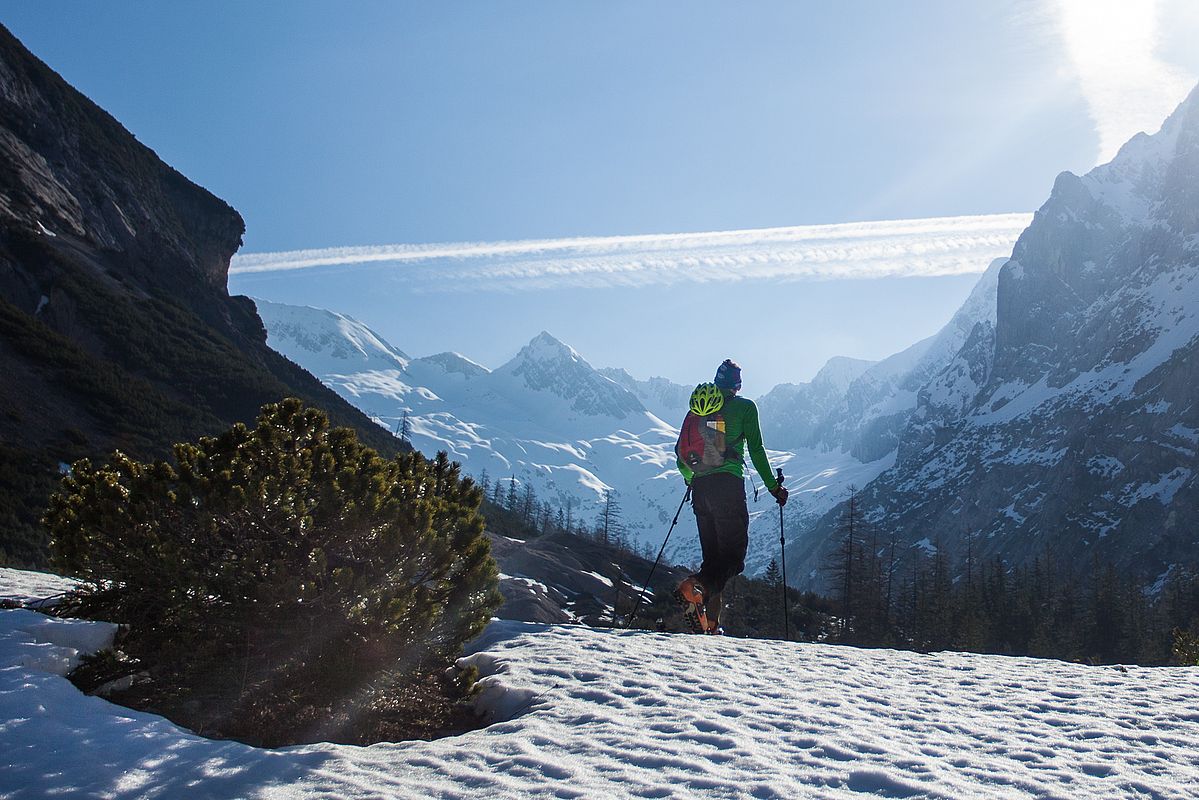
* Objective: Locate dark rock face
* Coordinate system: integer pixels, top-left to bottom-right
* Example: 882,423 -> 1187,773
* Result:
0,28 -> 243,305
788,84 -> 1199,590
0,24 -> 399,565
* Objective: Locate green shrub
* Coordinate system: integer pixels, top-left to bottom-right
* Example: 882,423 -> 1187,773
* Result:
45,398 -> 501,742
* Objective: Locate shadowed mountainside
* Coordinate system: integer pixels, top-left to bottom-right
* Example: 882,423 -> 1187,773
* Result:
0,24 -> 402,565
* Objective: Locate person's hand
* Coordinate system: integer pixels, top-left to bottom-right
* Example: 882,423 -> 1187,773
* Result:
770,485 -> 789,507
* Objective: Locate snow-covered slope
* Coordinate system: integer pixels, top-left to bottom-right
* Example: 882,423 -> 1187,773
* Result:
257,300 -> 411,377
790,83 -> 1199,588
3,571 -> 1197,799
0,567 -> 77,606
597,367 -> 691,422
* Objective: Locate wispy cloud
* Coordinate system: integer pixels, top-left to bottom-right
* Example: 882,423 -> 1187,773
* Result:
1053,0 -> 1196,163
231,213 -> 1032,293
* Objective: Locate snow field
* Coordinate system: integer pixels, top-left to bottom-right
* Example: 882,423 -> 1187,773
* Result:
454,624 -> 1199,799
3,578 -> 1199,800
0,566 -> 78,607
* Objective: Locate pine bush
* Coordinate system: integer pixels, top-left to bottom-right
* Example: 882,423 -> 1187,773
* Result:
45,398 -> 501,742
1173,629 -> 1199,666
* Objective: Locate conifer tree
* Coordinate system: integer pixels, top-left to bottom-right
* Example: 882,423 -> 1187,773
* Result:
598,489 -> 623,546
46,399 -> 502,743
521,483 -> 536,525
826,486 -> 861,636
764,559 -> 782,590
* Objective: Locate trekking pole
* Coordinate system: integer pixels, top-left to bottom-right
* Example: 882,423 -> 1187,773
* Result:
625,485 -> 691,629
777,468 -> 790,641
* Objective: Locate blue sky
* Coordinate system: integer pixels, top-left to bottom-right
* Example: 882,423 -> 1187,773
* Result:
5,2 -> 1198,395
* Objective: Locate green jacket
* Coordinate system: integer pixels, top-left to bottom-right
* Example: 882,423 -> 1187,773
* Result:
677,393 -> 779,490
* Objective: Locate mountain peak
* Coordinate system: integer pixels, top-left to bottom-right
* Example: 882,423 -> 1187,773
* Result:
495,333 -> 645,420
515,331 -> 584,365
811,356 -> 876,390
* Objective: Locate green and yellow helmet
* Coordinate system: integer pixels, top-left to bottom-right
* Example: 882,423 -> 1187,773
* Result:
689,382 -> 725,415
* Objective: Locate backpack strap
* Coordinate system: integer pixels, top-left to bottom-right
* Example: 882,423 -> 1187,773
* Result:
724,434 -> 745,465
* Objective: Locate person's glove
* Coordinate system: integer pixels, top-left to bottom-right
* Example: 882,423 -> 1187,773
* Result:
770,485 -> 789,507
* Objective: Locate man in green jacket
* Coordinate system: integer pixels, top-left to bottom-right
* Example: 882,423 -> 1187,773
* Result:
676,359 -> 788,634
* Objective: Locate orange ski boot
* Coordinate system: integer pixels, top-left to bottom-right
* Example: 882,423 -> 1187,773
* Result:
673,576 -> 709,634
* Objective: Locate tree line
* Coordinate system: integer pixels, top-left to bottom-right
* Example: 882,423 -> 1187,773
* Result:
819,488 -> 1199,666
476,471 -> 655,559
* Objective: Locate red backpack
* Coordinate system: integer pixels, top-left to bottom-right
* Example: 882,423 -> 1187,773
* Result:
675,410 -> 729,475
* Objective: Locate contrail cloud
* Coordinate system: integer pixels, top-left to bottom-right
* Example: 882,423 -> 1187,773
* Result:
231,213 -> 1033,292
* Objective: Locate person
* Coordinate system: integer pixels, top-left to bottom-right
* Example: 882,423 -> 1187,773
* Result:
674,359 -> 787,633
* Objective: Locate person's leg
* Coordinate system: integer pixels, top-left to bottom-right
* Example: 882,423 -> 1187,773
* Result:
691,477 -> 721,592
703,474 -> 750,597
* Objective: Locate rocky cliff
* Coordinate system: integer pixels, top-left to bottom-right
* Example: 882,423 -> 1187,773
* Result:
0,24 -> 401,565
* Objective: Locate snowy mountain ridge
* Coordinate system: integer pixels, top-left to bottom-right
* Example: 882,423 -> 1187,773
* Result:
256,299 -> 909,572
259,301 -> 412,376
491,332 -> 649,423
788,82 -> 1199,589
596,367 -> 692,422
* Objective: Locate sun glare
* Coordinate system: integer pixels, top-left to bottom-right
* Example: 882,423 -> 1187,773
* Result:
1055,0 -> 1196,162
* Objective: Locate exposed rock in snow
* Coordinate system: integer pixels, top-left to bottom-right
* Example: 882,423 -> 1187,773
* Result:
488,531 -> 687,626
